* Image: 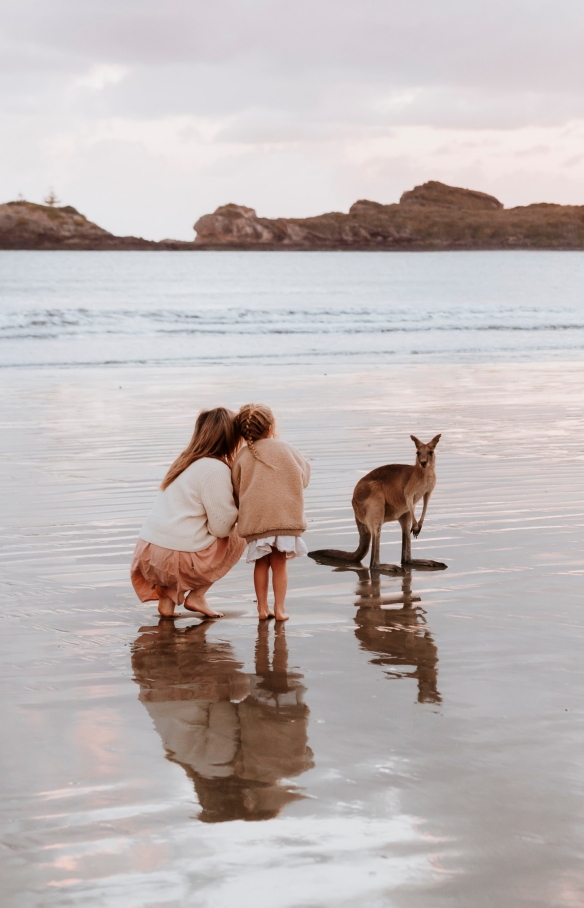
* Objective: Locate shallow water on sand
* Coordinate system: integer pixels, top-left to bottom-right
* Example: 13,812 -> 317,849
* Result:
1,361 -> 584,907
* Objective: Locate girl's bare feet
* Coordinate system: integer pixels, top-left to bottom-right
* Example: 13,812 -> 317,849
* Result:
274,606 -> 289,621
158,596 -> 176,617
184,591 -> 224,618
257,608 -> 275,620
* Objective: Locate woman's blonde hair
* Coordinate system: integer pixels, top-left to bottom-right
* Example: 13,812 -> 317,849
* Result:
161,407 -> 241,490
235,403 -> 275,464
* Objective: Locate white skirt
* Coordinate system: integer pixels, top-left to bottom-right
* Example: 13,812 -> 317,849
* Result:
246,535 -> 308,563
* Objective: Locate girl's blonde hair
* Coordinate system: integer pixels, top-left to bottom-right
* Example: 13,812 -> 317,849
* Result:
235,403 -> 275,464
161,407 -> 241,489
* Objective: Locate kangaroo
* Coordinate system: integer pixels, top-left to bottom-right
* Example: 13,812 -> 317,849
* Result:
309,435 -> 446,572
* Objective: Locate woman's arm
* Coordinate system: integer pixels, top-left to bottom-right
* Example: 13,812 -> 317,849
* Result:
231,458 -> 241,507
200,464 -> 239,538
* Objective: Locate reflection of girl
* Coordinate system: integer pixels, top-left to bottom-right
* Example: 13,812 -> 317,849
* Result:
232,404 -> 311,621
131,408 -> 245,618
131,620 -> 313,823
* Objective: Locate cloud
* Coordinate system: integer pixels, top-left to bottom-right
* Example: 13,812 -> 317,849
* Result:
3,0 -> 584,124
1,0 -> 584,237
564,154 -> 584,168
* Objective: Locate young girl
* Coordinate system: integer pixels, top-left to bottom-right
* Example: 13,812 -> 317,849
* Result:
232,404 -> 311,621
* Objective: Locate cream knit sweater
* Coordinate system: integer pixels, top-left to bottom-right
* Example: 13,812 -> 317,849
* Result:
232,438 -> 311,542
139,457 -> 239,552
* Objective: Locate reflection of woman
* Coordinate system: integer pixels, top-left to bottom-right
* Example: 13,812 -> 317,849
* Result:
131,408 -> 246,618
131,620 -> 313,823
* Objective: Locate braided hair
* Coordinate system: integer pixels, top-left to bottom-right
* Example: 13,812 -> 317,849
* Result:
236,403 -> 276,466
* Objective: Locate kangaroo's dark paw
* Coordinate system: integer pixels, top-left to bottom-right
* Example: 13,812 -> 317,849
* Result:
403,559 -> 447,572
372,563 -> 405,575
411,525 -> 421,538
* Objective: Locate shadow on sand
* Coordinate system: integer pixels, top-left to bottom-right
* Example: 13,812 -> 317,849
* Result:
131,619 -> 313,823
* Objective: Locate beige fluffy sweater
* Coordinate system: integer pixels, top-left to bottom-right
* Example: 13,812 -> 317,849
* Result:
231,438 -> 311,542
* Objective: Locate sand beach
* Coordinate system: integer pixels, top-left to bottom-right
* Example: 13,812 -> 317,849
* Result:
1,354 -> 584,907
4,0 -> 584,899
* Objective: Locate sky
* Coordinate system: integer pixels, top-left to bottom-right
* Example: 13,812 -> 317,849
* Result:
1,0 -> 584,240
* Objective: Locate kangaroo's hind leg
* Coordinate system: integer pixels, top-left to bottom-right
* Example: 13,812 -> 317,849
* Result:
367,496 -> 402,574
399,514 -> 448,571
400,513 -> 412,564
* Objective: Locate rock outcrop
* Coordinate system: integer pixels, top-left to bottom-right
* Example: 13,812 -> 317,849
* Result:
0,201 -> 190,250
192,204 -> 311,247
399,180 -> 503,210
194,181 -> 584,250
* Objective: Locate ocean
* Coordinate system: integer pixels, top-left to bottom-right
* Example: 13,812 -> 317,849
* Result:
1,249 -> 584,367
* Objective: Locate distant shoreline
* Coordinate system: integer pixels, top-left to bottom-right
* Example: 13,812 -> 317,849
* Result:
2,181 -> 584,251
4,246 -> 584,253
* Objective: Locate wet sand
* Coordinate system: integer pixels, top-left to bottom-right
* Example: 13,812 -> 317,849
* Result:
1,361 -> 584,907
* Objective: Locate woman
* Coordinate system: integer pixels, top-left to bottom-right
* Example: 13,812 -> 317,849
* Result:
131,407 -> 246,618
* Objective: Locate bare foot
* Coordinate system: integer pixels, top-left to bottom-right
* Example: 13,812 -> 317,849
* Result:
184,592 -> 224,618
257,608 -> 275,620
158,596 -> 176,617
274,608 -> 289,622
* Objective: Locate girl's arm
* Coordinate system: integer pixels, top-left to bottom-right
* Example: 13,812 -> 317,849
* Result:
288,445 -> 311,488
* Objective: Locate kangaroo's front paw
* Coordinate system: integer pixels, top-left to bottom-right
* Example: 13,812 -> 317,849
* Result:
411,522 -> 422,538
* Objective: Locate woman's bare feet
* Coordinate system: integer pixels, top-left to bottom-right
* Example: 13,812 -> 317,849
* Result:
158,596 -> 176,617
184,591 -> 224,618
257,607 -> 275,620
274,606 -> 289,621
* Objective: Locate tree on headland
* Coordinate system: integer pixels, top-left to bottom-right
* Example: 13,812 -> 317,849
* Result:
44,188 -> 60,207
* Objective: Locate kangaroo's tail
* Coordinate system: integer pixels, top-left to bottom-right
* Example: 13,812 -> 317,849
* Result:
308,520 -> 371,565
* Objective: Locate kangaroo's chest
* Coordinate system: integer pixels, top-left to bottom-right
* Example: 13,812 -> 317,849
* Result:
410,471 -> 435,502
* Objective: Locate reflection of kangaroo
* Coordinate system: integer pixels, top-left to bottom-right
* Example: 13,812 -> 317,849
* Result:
131,620 -> 313,823
309,435 -> 446,572
352,568 -> 441,704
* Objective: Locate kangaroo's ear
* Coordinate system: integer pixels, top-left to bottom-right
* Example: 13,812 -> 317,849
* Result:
410,435 -> 422,448
429,434 -> 441,448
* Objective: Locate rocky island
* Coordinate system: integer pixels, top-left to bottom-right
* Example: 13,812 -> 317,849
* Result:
0,200 -> 190,250
2,181 -> 584,250
193,181 -> 584,250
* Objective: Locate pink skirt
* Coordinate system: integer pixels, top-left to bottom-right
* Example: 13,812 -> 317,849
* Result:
131,529 -> 246,605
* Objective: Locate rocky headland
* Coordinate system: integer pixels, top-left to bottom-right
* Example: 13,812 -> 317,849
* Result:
0,200 -> 191,250
2,182 -> 584,250
193,181 -> 584,250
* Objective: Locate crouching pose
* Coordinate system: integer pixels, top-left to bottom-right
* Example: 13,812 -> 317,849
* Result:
131,408 -> 246,618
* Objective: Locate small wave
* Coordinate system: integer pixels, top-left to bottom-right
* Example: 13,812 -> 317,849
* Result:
1,305 -> 584,342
